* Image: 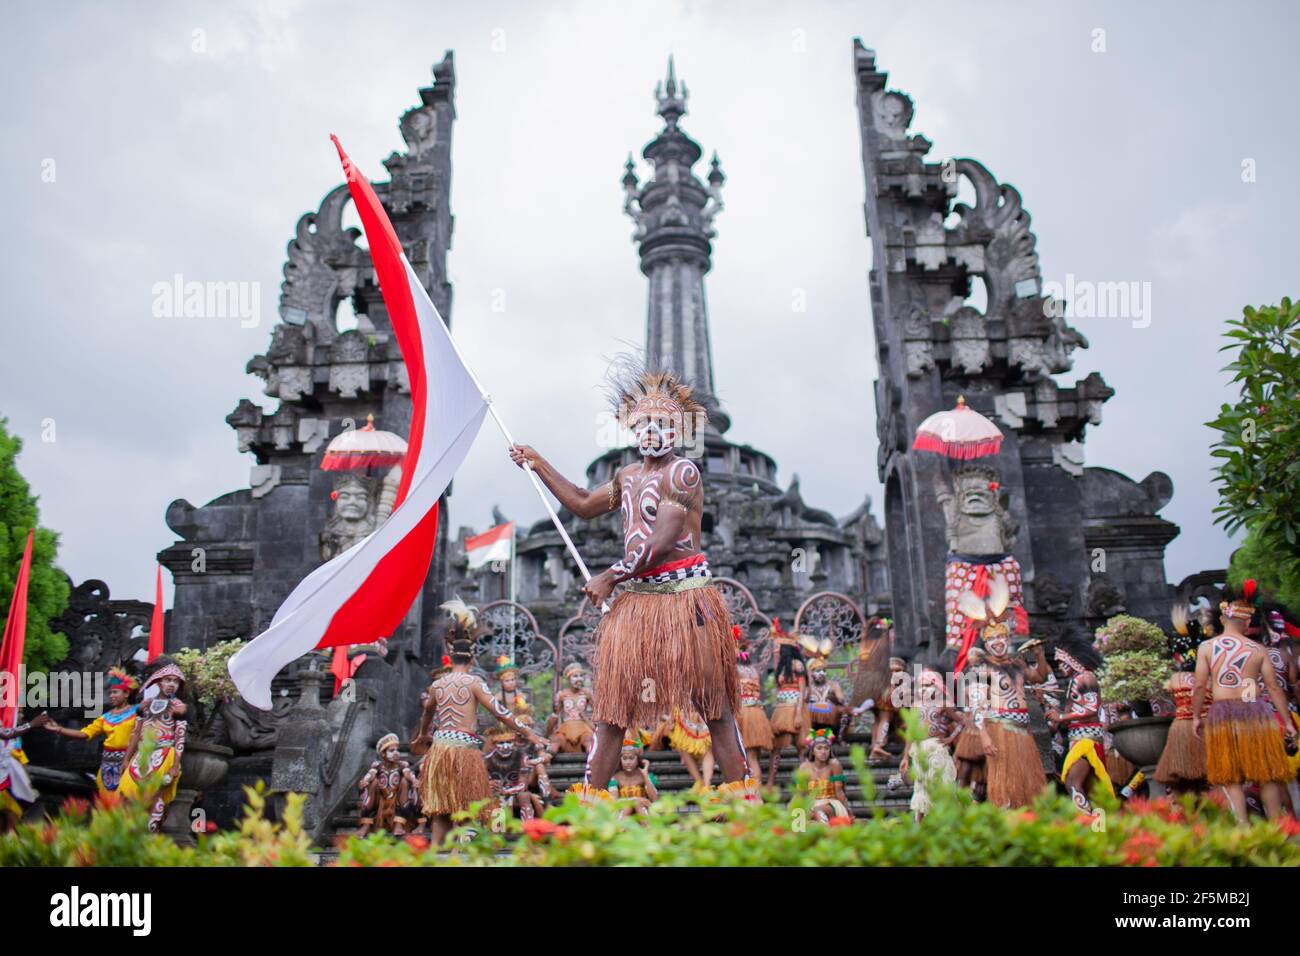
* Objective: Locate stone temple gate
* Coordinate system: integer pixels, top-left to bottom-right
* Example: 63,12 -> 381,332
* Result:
851,40 -> 1178,661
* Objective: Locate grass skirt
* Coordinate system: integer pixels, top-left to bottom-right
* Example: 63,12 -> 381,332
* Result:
954,724 -> 986,762
593,583 -> 739,729
985,721 -> 1046,808
1205,699 -> 1293,786
770,701 -> 807,737
909,737 -> 957,816
1154,717 -> 1206,786
1104,749 -> 1136,787
737,704 -> 774,750
553,720 -> 593,753
419,740 -> 492,820
669,718 -> 712,758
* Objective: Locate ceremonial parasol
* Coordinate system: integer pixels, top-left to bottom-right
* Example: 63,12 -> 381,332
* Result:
320,414 -> 408,471
912,396 -> 1003,460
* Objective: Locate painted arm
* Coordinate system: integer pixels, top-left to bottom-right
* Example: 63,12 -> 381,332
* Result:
1191,648 -> 1210,738
474,680 -> 547,747
1261,657 -> 1298,742
508,445 -> 620,520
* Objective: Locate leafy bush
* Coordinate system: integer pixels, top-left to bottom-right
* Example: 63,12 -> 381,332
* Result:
1095,615 -> 1170,706
1094,615 -> 1167,655
5,748 -> 1298,867
171,639 -> 245,736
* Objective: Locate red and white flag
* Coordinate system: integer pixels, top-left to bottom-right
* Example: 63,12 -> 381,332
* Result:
229,136 -> 488,710
465,522 -> 514,570
0,530 -> 34,731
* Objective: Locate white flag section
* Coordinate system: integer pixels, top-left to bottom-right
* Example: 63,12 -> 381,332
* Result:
465,522 -> 514,569
228,136 -> 488,710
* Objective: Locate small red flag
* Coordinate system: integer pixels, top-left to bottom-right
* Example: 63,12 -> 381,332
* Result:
147,565 -> 165,663
0,530 -> 35,729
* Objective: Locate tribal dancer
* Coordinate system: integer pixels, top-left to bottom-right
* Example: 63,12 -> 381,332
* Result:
356,733 -> 420,837
509,362 -> 749,797
417,599 -> 547,844
849,617 -> 893,754
1260,603 -> 1300,803
610,738 -> 658,817
798,728 -> 851,822
953,646 -> 988,799
1046,632 -> 1111,812
901,666 -> 961,822
0,714 -> 49,831
485,724 -> 547,821
548,663 -> 596,754
767,621 -> 808,788
118,658 -> 187,832
1154,607 -> 1207,796
44,667 -> 139,796
734,629 -> 773,777
801,635 -> 846,739
962,573 -> 1049,808
1193,583 -> 1297,822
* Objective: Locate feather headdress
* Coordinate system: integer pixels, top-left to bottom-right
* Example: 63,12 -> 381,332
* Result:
603,352 -> 707,429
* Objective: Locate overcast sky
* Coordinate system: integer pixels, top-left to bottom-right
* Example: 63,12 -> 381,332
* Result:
2,1 -> 1296,606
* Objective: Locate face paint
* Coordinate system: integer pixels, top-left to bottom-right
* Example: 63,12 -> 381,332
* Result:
631,398 -> 683,458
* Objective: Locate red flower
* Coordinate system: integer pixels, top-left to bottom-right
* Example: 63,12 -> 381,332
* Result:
61,797 -> 90,819
1121,831 -> 1163,866
1278,815 -> 1300,838
1018,810 -> 1038,824
205,820 -> 219,833
828,815 -> 854,827
772,825 -> 786,836
521,818 -> 561,841
404,834 -> 431,851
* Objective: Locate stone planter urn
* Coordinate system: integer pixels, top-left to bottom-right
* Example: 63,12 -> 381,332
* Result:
1109,716 -> 1172,795
162,738 -> 233,846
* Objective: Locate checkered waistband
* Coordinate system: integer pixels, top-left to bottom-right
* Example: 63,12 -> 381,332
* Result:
991,708 -> 1030,727
625,556 -> 713,594
432,729 -> 484,749
1068,723 -> 1105,742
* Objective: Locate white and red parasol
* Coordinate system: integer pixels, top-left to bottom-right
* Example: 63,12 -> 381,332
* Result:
912,396 -> 1003,460
320,414 -> 408,471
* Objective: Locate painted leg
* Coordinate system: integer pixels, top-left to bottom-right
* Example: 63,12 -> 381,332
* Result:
706,709 -> 749,783
1221,783 -> 1248,824
583,722 -> 625,790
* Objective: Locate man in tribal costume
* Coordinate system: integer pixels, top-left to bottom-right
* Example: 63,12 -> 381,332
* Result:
509,361 -> 751,797
901,666 -> 962,821
485,723 -> 548,821
972,627 -> 1050,808
417,599 -> 548,844
356,733 -> 420,837
1192,583 -> 1297,822
1045,632 -> 1111,812
118,658 -> 188,832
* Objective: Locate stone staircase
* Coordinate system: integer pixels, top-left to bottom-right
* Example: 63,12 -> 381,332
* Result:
315,732 -> 910,856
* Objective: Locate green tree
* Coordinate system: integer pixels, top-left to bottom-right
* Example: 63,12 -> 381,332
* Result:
0,419 -> 69,671
1207,299 -> 1300,600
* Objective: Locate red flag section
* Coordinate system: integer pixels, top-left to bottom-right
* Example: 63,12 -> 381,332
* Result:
0,530 -> 35,730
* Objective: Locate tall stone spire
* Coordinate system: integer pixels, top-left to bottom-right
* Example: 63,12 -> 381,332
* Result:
623,57 -> 730,433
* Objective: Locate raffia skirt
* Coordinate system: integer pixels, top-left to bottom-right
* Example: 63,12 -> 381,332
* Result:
553,720 -> 594,753
669,716 -> 712,758
851,665 -> 892,710
419,735 -> 492,821
737,703 -> 774,751
593,581 -> 739,730
985,721 -> 1046,808
770,696 -> 809,737
1204,700 -> 1293,786
1154,717 -> 1206,786
909,737 -> 957,816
